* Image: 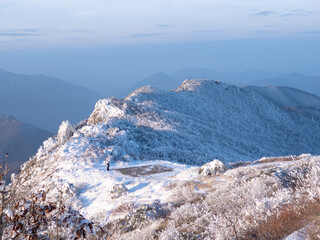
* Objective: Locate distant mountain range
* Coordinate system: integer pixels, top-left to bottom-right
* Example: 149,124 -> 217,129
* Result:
119,68 -> 280,97
2,67 -> 319,133
120,72 -> 177,96
0,114 -> 52,177
120,68 -> 320,98
170,67 -> 280,84
0,69 -> 102,132
247,73 -> 320,97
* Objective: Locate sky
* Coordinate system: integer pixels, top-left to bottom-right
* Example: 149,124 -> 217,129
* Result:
1,0 -> 320,95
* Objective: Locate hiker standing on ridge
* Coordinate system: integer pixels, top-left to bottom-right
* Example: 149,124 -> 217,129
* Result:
105,156 -> 110,171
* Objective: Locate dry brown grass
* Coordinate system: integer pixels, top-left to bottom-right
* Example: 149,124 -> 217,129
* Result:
165,180 -> 196,191
242,200 -> 320,239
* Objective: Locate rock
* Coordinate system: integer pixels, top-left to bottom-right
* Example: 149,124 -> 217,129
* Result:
57,121 -> 75,144
199,159 -> 227,176
87,98 -> 125,125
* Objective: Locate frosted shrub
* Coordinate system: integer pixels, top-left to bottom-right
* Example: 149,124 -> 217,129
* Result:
111,184 -> 128,199
169,181 -> 200,203
158,224 -> 182,240
36,137 -> 57,158
299,161 -> 320,200
167,202 -> 209,239
3,190 -> 105,239
106,201 -> 167,236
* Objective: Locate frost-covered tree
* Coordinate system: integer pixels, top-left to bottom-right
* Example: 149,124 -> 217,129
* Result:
2,190 -> 105,239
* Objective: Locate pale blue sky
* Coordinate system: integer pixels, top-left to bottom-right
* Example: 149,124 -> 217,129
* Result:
0,0 -> 320,95
1,0 -> 319,49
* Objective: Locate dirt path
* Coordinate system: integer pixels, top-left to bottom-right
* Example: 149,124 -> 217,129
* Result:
114,165 -> 174,177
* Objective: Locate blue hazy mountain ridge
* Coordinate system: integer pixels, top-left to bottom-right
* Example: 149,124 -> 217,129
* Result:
245,86 -> 320,118
0,114 -> 52,176
247,73 -> 320,97
0,69 -> 103,132
119,68 -> 280,97
170,68 -> 280,84
119,72 -> 178,97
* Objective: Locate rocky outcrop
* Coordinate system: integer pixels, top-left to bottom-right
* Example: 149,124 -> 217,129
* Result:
199,159 -> 227,176
57,120 -> 75,143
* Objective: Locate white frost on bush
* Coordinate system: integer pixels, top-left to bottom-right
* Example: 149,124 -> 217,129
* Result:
199,159 -> 227,176
57,120 -> 75,144
3,209 -> 13,219
10,173 -> 16,183
35,136 -> 57,158
110,183 -> 128,199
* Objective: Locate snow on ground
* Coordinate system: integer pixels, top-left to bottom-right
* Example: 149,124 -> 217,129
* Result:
284,228 -> 308,240
72,159 -> 196,224
15,128 -> 198,226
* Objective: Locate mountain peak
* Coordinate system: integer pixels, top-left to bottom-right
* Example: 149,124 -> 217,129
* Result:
0,69 -> 102,132
149,71 -> 170,77
176,79 -> 235,92
0,114 -> 20,128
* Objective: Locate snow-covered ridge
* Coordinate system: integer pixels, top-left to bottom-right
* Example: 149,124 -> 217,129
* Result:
83,79 -> 320,164
7,79 -> 320,239
176,79 -> 235,92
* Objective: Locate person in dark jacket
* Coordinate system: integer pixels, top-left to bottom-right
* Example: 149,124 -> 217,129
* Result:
105,156 -> 111,171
